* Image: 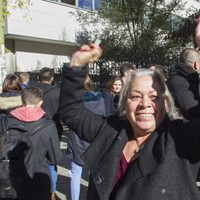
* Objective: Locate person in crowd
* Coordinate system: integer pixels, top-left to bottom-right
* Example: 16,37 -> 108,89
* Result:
10,86 -> 62,200
31,67 -> 62,200
67,74 -> 106,200
148,63 -> 168,81
119,63 -> 135,83
58,43 -> 200,200
194,15 -> 200,49
0,74 -> 22,112
168,48 -> 200,120
168,47 -> 200,186
102,76 -> 122,117
18,72 -> 30,89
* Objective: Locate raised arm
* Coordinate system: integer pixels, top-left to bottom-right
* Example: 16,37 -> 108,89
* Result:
58,44 -> 106,142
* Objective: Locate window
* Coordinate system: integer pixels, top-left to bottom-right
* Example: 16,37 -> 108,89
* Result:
48,0 -> 101,10
95,0 -> 101,10
78,0 -> 93,9
48,0 -> 75,5
62,0 -> 75,5
78,0 -> 101,10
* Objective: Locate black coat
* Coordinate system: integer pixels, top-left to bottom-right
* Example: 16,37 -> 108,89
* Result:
59,66 -> 200,200
67,91 -> 106,166
168,62 -> 200,120
31,82 -> 63,139
30,82 -> 60,119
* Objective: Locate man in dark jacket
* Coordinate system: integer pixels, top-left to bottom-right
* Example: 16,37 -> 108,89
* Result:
31,67 -> 62,200
168,48 -> 200,120
31,68 -> 60,119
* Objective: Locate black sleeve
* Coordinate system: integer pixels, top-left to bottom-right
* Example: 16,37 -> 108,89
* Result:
58,66 -> 108,143
168,76 -> 200,120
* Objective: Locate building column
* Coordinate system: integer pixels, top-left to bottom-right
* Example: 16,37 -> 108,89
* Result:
0,0 -> 6,85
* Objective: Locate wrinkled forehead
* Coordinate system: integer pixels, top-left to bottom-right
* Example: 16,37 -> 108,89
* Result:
129,75 -> 163,94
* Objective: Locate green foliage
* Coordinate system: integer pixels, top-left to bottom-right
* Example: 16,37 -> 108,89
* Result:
171,10 -> 200,47
2,0 -> 32,17
75,0 -> 191,67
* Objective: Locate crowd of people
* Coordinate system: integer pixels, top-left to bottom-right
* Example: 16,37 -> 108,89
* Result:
1,42 -> 200,200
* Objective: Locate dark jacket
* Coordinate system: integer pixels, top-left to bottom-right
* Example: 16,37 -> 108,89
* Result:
168,61 -> 200,120
31,82 -> 63,139
67,91 -> 106,166
102,91 -> 118,117
59,66 -> 200,200
30,82 -> 60,119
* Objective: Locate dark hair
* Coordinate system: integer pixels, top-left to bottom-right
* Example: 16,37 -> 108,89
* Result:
119,63 -> 135,76
148,64 -> 168,80
2,74 -> 22,92
107,76 -> 122,91
21,86 -> 43,105
38,67 -> 54,82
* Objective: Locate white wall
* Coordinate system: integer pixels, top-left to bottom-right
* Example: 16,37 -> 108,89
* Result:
15,51 -> 70,71
5,0 -> 80,43
4,0 -> 82,72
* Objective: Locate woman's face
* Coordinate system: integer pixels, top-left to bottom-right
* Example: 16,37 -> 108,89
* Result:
125,75 -> 166,136
111,80 -> 122,94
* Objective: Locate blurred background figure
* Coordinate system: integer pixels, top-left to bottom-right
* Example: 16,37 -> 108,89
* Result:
18,72 -> 30,89
119,63 -> 135,83
102,76 -> 122,117
67,74 -> 106,200
31,67 -> 62,200
148,63 -> 168,81
194,15 -> 200,49
168,48 -> 200,121
0,74 -> 22,113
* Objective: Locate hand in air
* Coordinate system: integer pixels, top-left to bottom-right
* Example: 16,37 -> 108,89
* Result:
70,43 -> 102,67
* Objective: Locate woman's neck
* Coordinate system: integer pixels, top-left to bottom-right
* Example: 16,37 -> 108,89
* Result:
123,133 -> 151,163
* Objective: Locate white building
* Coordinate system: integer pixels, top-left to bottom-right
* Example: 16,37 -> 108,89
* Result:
4,0 -> 101,73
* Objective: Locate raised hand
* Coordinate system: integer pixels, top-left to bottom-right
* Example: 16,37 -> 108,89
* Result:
69,43 -> 102,67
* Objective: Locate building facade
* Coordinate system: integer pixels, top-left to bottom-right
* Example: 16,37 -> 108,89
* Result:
4,0 -> 101,74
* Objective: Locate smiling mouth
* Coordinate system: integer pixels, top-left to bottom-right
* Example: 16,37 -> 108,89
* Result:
136,113 -> 154,118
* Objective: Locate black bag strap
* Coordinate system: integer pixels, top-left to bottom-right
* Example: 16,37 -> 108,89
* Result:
43,85 -> 57,95
0,115 -> 9,136
28,119 -> 53,136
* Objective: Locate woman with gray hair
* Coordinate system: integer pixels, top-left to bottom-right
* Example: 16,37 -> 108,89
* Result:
59,44 -> 200,200
118,68 -> 182,121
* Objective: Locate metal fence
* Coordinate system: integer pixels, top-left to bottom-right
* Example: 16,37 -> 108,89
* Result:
29,61 -> 123,89
29,57 -> 176,90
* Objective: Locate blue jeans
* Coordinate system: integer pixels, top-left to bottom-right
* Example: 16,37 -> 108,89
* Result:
48,164 -> 57,192
69,161 -> 83,200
